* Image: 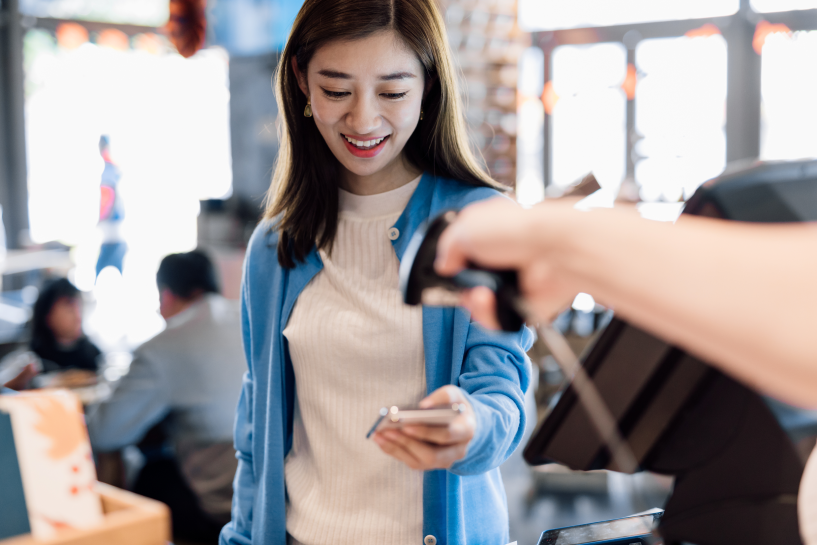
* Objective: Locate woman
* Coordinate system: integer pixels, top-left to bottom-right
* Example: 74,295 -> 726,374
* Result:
220,1 -> 532,544
31,278 -> 100,373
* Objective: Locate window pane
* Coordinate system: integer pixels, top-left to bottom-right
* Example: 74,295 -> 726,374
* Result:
760,31 -> 817,160
751,0 -> 817,13
634,34 -> 727,202
519,0 -> 738,32
19,0 -> 168,26
550,43 -> 627,191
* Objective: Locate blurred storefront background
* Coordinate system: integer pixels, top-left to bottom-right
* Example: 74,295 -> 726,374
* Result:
3,0 -> 817,543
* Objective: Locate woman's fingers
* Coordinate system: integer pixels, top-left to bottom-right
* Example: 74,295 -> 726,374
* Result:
372,432 -> 424,470
378,429 -> 467,470
401,414 -> 473,445
375,385 -> 474,469
3,363 -> 39,391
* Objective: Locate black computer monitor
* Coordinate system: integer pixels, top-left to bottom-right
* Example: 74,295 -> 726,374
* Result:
523,159 -> 817,545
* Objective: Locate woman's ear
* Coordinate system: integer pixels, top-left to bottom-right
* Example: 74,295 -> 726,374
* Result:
291,56 -> 310,98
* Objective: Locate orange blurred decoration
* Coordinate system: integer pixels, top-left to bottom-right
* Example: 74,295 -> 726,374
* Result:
134,33 -> 163,54
622,63 -> 637,101
97,29 -> 130,51
55,23 -> 88,50
542,81 -> 559,115
753,20 -> 791,55
164,0 -> 207,58
685,23 -> 721,39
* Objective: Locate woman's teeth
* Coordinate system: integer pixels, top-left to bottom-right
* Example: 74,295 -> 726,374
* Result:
344,135 -> 387,149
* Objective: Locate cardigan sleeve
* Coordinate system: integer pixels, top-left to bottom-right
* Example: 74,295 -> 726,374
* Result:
219,260 -> 256,545
448,320 -> 533,476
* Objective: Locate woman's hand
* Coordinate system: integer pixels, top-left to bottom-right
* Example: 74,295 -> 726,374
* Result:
3,363 -> 39,391
372,385 -> 476,470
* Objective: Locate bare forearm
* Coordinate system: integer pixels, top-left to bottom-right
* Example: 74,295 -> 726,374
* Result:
543,207 -> 817,407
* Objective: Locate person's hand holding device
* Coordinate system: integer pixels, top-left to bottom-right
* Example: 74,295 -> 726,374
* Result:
371,385 -> 476,470
434,197 -> 580,329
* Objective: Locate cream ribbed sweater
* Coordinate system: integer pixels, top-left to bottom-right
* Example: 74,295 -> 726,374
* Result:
282,176 -> 426,545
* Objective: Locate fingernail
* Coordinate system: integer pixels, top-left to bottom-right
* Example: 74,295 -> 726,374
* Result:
372,434 -> 383,445
403,426 -> 417,436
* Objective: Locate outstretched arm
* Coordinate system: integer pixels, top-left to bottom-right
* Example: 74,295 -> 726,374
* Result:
436,198 -> 817,409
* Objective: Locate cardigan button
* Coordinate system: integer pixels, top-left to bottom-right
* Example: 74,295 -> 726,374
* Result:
388,227 -> 400,240
424,535 -> 437,545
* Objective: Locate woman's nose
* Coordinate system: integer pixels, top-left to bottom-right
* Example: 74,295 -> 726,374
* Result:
345,95 -> 381,135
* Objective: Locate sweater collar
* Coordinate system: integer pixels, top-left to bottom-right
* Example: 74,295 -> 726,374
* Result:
280,172 -> 436,329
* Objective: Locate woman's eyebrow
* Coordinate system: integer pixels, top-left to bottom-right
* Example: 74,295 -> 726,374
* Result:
380,72 -> 416,81
317,69 -> 351,79
315,70 -> 417,81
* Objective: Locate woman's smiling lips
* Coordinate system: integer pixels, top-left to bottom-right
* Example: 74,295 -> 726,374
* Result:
341,133 -> 390,158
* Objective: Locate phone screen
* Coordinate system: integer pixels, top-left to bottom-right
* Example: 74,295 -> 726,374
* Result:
538,514 -> 658,545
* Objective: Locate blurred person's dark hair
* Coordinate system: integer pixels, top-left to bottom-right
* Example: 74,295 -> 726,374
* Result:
31,277 -> 80,353
156,250 -> 220,299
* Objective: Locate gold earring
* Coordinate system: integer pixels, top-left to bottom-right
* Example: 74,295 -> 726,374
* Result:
420,108 -> 424,120
304,98 -> 312,118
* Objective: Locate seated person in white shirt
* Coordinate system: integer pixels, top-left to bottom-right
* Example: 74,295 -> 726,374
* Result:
88,250 -> 245,544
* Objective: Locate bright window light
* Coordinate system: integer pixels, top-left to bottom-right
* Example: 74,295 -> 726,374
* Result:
634,34 -> 727,202
24,30 -> 231,348
516,47 -> 545,206
760,31 -> 817,160
751,0 -> 817,13
519,0 -> 738,32
550,42 -> 627,191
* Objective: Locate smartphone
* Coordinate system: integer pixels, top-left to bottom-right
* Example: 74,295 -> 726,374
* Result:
366,404 -> 465,438
537,511 -> 664,545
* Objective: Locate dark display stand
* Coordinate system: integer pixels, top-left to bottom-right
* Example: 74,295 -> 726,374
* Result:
525,159 -> 817,545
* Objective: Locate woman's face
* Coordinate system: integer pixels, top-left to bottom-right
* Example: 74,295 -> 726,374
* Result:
296,31 -> 426,182
47,296 -> 83,344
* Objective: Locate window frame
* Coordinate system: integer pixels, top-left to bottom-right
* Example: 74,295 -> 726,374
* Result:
534,0 -> 817,190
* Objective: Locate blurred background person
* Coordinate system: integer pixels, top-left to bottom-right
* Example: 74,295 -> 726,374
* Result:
95,134 -> 127,279
87,249 -> 244,544
0,278 -> 100,389
31,277 -> 101,373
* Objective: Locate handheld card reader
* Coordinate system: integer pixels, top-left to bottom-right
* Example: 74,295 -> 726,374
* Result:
398,210 -> 524,332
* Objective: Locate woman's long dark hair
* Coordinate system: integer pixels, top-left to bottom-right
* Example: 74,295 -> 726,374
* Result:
30,278 -> 80,354
265,0 -> 505,268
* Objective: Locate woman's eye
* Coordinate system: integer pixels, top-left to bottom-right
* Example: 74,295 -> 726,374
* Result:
321,89 -> 350,99
381,91 -> 409,100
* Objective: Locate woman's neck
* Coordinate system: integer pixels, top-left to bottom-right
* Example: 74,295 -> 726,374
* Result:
340,154 -> 422,196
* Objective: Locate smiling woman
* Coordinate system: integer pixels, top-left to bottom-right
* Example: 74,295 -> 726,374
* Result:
219,2 -> 533,545
267,0 -> 503,268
